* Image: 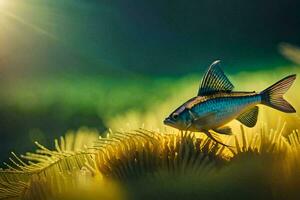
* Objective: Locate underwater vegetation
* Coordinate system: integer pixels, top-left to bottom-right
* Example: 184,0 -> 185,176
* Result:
0,121 -> 300,200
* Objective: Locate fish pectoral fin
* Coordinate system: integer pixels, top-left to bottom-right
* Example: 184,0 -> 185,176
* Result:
236,106 -> 259,128
198,60 -> 234,96
192,112 -> 216,126
213,126 -> 232,135
203,130 -> 231,147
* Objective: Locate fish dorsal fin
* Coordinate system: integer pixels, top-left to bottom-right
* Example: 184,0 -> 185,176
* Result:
198,60 -> 234,96
237,106 -> 259,127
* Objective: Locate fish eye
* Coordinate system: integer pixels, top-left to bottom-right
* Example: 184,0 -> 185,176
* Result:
171,113 -> 179,120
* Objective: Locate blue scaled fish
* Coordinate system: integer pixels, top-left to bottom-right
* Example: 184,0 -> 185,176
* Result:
164,60 -> 296,146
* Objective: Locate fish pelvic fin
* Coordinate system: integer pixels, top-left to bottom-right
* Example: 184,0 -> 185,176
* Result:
203,130 -> 232,147
260,74 -> 296,113
213,126 -> 233,135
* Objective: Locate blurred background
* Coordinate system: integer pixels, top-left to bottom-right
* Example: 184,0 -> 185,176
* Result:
0,0 -> 300,161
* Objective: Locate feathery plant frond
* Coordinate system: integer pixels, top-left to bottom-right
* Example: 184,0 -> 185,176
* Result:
286,129 -> 300,175
0,128 -> 99,200
21,167 -> 125,200
122,122 -> 300,200
232,121 -> 291,156
228,121 -> 300,200
94,129 -> 229,181
1,123 -> 300,199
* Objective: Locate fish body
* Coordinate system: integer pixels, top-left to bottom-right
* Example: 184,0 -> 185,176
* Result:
187,92 -> 260,131
164,61 -> 296,146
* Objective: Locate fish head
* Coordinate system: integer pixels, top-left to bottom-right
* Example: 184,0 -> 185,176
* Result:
164,104 -> 192,130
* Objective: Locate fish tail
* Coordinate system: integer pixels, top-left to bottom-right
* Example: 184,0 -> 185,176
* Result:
260,74 -> 296,113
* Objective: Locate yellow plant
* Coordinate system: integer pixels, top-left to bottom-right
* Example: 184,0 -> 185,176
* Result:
0,120 -> 300,199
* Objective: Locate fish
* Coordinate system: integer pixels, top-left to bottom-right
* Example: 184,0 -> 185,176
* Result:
164,60 -> 297,146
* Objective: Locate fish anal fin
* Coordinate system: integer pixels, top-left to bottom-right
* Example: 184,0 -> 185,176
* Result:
198,60 -> 234,96
237,106 -> 259,128
213,126 -> 232,135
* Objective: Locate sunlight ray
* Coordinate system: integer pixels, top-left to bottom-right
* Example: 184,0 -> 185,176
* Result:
0,10 -> 56,40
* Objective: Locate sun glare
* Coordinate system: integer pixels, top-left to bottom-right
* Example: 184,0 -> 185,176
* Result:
0,0 -> 57,40
0,1 -> 5,8
0,0 -> 9,9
